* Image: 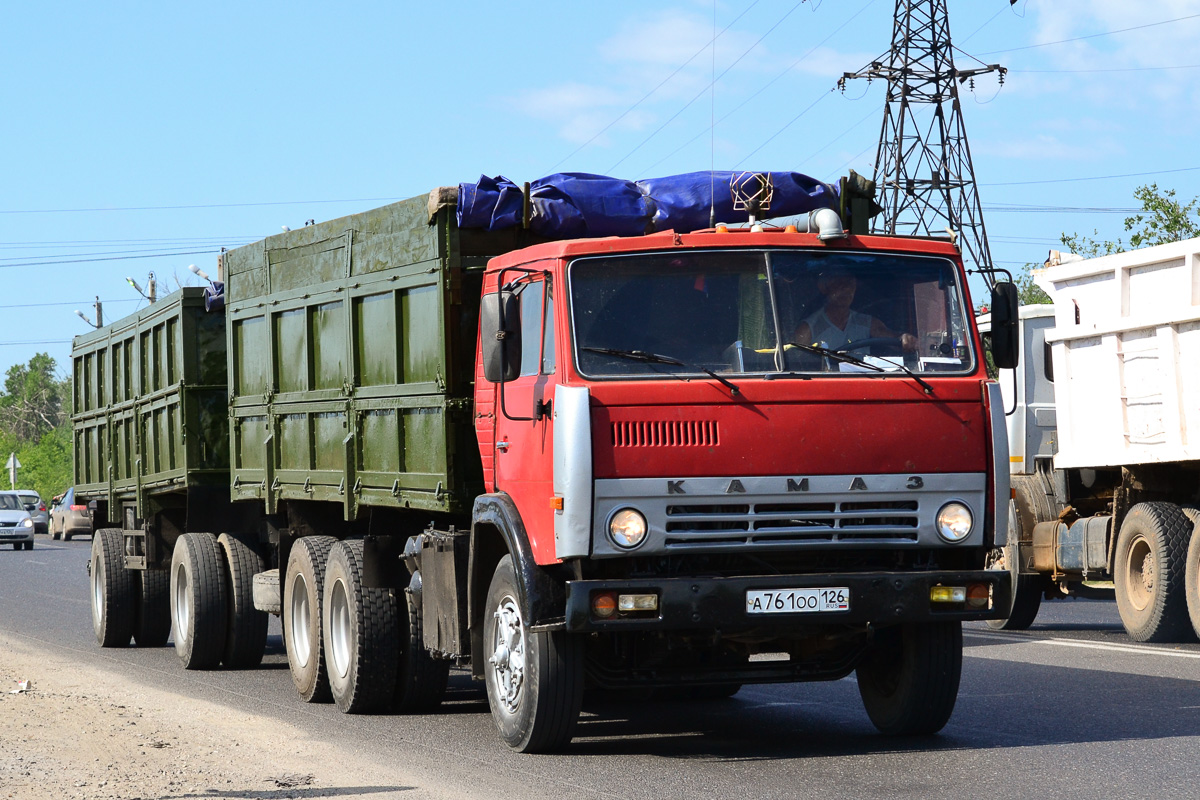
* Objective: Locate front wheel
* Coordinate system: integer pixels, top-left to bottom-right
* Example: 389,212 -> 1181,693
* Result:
484,555 -> 583,753
986,498 -> 1042,630
856,621 -> 962,736
1114,502 -> 1193,643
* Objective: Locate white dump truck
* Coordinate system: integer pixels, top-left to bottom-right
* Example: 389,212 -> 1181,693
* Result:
985,239 -> 1200,642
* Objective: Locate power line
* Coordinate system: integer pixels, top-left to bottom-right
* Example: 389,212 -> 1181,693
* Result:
976,13 -> 1200,56
0,249 -> 220,270
0,299 -> 140,310
547,0 -> 764,172
1010,63 -> 1200,74
0,236 -> 256,249
609,0 -> 810,174
641,0 -> 878,175
0,197 -> 403,215
0,341 -> 74,346
0,244 -> 237,264
982,165 -> 1200,187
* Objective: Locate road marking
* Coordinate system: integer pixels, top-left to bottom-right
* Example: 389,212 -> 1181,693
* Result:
1038,639 -> 1200,659
967,629 -> 1200,659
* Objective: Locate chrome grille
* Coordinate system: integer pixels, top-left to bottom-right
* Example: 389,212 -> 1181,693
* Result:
663,499 -> 920,548
611,420 -> 719,448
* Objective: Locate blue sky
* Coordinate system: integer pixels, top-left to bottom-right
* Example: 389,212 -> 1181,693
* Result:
3,0 -> 1199,376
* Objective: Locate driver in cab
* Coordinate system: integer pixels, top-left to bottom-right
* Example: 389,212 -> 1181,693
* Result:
794,269 -> 917,354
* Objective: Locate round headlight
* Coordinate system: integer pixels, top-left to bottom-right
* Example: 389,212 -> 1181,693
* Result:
608,508 -> 648,549
21,518 -> 33,529
936,502 -> 973,543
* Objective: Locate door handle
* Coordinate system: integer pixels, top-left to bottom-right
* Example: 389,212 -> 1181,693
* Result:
496,440 -> 511,452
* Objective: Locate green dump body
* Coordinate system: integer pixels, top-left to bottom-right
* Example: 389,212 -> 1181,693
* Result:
71,288 -> 230,515
222,195 -> 539,520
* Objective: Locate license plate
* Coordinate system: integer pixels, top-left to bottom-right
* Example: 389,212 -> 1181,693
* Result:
746,587 -> 850,614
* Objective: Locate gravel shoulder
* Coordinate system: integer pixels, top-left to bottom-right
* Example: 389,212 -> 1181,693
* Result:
0,633 -> 459,800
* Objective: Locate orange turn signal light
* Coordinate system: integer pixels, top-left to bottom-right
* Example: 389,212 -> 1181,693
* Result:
550,496 -> 564,510
966,583 -> 990,609
592,592 -> 618,618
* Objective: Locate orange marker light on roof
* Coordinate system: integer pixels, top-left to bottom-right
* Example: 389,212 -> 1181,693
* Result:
716,224 -> 729,233
785,224 -> 798,233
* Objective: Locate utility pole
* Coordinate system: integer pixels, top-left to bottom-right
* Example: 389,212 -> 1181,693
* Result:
841,0 -> 1006,286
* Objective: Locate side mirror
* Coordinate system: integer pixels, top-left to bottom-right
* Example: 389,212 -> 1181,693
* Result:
989,281 -> 1020,370
481,290 -> 522,382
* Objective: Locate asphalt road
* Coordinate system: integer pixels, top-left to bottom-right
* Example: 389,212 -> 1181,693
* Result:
3,534 -> 1199,799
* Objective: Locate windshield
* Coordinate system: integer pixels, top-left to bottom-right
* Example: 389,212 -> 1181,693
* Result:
569,249 -> 973,377
0,494 -> 21,511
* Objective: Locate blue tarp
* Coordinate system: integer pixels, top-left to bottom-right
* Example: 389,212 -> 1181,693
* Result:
457,171 -> 839,239
204,281 -> 225,312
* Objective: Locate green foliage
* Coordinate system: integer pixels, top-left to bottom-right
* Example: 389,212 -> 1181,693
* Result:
6,425 -> 73,500
1014,268 -> 1050,305
0,352 -> 72,500
0,353 -> 66,444
1008,184 -> 1200,310
1124,183 -> 1200,249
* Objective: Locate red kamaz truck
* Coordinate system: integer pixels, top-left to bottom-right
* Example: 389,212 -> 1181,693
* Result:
77,172 -> 1018,752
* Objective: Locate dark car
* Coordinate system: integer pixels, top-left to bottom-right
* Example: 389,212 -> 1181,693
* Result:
49,488 -> 93,541
16,490 -> 48,533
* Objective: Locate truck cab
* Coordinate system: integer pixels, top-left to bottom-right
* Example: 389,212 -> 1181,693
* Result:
472,225 -> 1015,749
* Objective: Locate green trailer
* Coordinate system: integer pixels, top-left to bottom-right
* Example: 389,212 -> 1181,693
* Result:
72,287 -> 229,566
221,193 -> 531,521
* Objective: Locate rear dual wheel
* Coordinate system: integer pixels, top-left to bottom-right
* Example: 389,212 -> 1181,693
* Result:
285,536 -> 337,702
321,539 -> 449,714
91,529 -> 134,647
1184,522 -> 1200,640
1114,503 -> 1194,643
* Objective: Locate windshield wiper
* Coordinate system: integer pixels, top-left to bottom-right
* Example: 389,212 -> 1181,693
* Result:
788,342 -> 935,396
582,347 -> 741,396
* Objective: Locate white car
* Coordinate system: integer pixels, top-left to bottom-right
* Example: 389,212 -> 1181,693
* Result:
0,491 -> 35,550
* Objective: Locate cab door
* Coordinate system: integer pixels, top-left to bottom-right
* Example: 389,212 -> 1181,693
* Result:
492,272 -> 560,564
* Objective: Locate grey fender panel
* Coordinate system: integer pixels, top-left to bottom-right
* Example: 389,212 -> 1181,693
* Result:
553,384 -> 593,559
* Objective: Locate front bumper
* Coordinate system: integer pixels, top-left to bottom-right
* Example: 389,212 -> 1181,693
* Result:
565,569 -> 1010,633
0,527 -> 34,544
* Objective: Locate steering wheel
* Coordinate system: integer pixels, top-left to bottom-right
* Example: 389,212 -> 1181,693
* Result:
838,336 -> 903,354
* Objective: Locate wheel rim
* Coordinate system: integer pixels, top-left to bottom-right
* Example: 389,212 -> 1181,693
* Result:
489,594 -> 526,715
1124,533 -> 1155,612
91,553 -> 103,630
173,561 -> 191,643
289,572 -> 312,667
328,577 -> 351,679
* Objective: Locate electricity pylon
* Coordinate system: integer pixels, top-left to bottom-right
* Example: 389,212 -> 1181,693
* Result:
841,0 -> 1006,284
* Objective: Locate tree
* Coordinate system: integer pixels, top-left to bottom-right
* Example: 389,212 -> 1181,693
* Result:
1011,183 -> 1200,306
0,353 -> 66,444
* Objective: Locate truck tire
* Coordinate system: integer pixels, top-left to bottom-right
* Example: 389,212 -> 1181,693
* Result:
284,536 -> 337,703
133,569 -> 172,647
1113,502 -> 1194,643
483,555 -> 583,753
323,539 -> 399,713
392,578 -> 450,714
170,532 -> 229,669
987,497 -> 1042,630
1183,522 -> 1200,640
218,533 -> 268,668
90,528 -> 134,647
856,621 -> 962,736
